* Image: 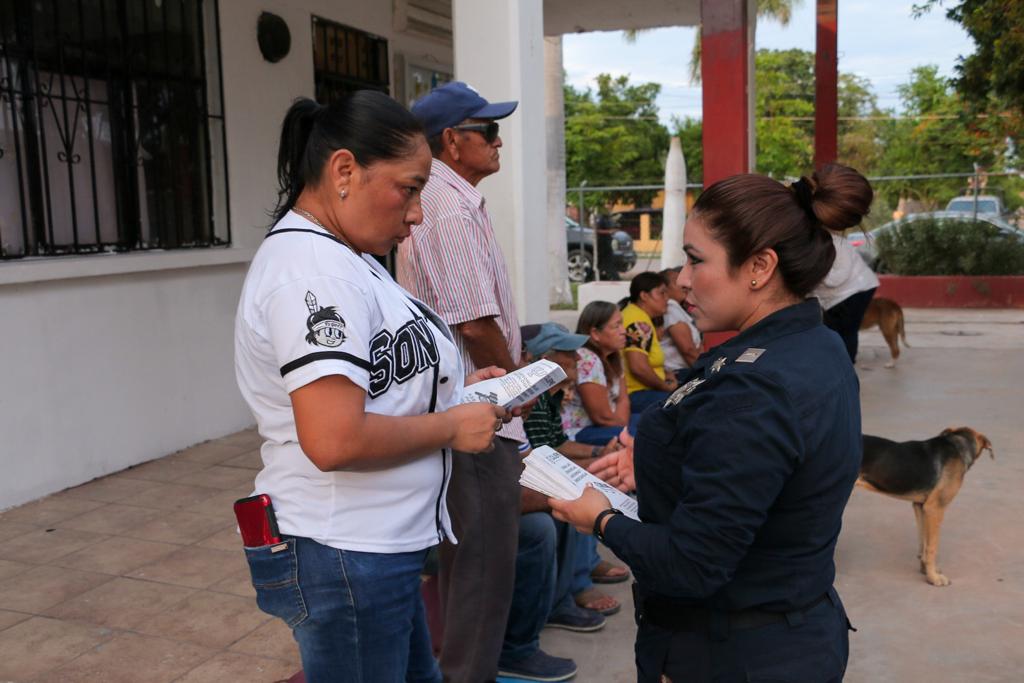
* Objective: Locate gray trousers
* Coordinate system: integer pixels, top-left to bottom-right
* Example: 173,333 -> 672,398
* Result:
438,437 -> 523,682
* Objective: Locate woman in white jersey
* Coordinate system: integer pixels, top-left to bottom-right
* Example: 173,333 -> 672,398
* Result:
235,92 -> 505,683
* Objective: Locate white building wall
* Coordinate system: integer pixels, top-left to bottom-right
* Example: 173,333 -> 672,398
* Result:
0,0 -> 452,510
453,0 -> 549,323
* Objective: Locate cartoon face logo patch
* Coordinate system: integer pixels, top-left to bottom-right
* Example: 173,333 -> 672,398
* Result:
304,291 -> 346,348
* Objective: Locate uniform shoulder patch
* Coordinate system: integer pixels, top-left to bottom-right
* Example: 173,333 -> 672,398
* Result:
304,291 -> 347,347
735,347 -> 766,364
664,377 -> 706,407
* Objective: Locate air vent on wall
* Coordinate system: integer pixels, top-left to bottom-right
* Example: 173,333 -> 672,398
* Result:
394,0 -> 452,44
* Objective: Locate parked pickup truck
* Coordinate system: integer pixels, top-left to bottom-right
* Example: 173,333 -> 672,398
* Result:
944,194 -> 1011,219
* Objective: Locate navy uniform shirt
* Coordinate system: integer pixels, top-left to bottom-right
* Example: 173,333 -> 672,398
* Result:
602,300 -> 861,612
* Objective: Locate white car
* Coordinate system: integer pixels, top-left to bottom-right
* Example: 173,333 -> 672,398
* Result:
944,195 -> 1010,219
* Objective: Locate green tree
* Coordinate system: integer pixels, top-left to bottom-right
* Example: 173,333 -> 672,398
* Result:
915,0 -> 1024,118
670,115 -> 703,185
874,65 -> 1007,207
754,49 -> 883,178
669,49 -> 884,182
564,73 -> 670,209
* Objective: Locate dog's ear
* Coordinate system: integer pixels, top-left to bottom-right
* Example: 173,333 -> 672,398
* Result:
941,426 -> 958,437
980,434 -> 995,460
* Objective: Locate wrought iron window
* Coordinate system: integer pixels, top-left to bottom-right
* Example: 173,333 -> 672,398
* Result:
0,0 -> 229,260
312,16 -> 389,105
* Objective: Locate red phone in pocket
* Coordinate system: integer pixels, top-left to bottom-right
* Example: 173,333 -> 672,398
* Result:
234,494 -> 282,547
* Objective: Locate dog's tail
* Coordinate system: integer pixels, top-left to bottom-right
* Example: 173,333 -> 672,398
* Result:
898,307 -> 910,347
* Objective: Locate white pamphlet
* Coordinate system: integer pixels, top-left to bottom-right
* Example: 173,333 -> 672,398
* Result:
519,446 -> 640,521
461,359 -> 567,409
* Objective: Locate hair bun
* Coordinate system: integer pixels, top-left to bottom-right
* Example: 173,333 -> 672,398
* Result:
790,177 -> 817,220
807,164 -> 873,231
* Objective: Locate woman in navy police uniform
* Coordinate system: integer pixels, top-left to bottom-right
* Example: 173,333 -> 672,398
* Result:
551,164 -> 873,682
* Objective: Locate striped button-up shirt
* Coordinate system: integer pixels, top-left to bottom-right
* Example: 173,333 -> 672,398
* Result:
397,159 -> 526,443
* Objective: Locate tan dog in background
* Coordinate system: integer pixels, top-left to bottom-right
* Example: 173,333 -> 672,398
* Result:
858,427 -> 994,586
860,297 -> 909,368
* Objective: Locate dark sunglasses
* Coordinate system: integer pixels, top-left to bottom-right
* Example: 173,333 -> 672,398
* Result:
452,121 -> 500,144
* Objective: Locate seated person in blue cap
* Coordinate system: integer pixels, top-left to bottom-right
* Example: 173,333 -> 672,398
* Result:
498,324 -> 632,680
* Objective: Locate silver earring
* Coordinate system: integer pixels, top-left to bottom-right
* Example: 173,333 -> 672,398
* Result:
339,189 -> 347,200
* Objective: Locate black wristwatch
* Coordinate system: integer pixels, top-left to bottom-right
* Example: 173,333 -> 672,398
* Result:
593,507 -> 623,543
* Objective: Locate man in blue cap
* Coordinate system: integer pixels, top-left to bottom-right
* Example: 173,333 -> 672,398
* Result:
396,82 -> 535,682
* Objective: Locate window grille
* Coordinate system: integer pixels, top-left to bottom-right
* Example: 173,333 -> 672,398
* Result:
311,16 -> 389,105
0,0 -> 229,260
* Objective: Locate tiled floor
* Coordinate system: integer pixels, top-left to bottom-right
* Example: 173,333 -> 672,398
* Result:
0,429 -> 300,683
5,308 -> 1023,682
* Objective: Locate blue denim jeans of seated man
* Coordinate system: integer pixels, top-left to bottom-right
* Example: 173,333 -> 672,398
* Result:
244,536 -> 440,683
570,533 -> 600,595
502,512 -> 580,664
629,389 -> 671,414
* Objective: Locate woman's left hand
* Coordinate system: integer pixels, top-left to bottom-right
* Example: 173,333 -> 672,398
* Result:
588,448 -> 635,492
464,366 -> 532,420
549,486 -> 612,535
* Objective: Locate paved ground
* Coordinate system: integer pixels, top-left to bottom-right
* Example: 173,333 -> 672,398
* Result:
0,308 -> 1020,681
541,308 -> 1024,682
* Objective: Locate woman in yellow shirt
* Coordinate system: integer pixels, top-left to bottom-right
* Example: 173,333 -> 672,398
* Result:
621,272 -> 678,413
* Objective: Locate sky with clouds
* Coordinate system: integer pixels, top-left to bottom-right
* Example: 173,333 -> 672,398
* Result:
562,1 -> 976,126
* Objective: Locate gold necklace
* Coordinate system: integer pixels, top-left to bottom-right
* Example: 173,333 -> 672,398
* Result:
293,207 -> 359,253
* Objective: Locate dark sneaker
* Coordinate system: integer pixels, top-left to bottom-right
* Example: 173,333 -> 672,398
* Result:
544,603 -> 606,632
498,649 -> 577,682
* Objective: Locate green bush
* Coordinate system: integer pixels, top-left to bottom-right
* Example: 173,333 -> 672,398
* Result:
874,218 -> 1024,275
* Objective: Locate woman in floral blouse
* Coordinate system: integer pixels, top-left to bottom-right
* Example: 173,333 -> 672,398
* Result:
561,301 -> 638,446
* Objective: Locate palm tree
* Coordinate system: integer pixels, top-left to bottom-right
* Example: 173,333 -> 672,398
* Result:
623,0 -> 802,82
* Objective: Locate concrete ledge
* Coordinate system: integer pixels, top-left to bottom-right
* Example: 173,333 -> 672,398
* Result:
577,281 -> 630,311
877,275 -> 1024,308
0,246 -> 256,286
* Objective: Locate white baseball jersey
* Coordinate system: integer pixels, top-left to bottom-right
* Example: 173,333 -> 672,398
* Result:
234,211 -> 463,552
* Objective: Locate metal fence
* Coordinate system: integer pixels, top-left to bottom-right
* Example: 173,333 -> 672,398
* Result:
568,170 -> 1024,277
0,0 -> 229,260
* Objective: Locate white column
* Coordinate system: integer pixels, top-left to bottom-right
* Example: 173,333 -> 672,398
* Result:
452,0 -> 549,323
544,36 -> 572,306
660,136 -> 687,270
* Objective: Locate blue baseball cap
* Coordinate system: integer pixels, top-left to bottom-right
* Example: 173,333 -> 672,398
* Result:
523,323 -> 588,357
411,81 -> 518,138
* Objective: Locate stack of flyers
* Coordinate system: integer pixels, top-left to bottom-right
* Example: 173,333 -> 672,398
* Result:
519,446 -> 639,521
461,359 -> 567,409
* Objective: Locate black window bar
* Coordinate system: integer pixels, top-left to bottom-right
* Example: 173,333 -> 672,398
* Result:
0,0 -> 229,260
312,15 -> 389,105
311,15 -> 395,273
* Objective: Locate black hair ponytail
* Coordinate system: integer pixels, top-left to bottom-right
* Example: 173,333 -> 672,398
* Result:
270,91 -> 425,224
274,98 -> 323,224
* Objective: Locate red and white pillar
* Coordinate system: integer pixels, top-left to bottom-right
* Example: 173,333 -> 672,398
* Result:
700,0 -> 754,186
814,0 -> 839,168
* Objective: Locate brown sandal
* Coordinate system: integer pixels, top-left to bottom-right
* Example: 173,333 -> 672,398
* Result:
590,559 -> 630,584
574,587 -> 621,616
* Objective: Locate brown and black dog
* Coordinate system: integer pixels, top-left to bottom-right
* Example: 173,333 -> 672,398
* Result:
859,297 -> 909,368
857,427 -> 994,586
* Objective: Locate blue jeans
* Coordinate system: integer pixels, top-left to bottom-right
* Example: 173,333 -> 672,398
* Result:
573,414 -> 642,446
245,536 -> 440,683
629,389 -> 671,414
502,513 -> 580,663
571,534 -> 600,595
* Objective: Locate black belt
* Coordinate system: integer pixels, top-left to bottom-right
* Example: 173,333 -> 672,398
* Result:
636,585 -> 831,634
